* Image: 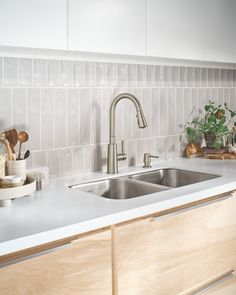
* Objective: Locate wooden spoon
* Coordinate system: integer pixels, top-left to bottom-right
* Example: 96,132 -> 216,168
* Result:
17,131 -> 29,160
4,129 -> 18,153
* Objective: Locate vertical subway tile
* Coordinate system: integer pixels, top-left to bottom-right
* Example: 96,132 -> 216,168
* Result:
48,150 -> 60,179
33,59 -> 46,87
91,88 -> 102,144
132,88 -> 142,139
117,63 -> 128,87
221,69 -> 227,87
12,88 -> 27,130
179,67 -> 187,87
0,89 -> 12,129
191,88 -> 199,119
168,88 -> 176,135
60,60 -> 73,87
47,60 -> 59,87
41,89 -> 54,149
107,63 -> 117,86
154,137 -> 164,159
19,58 -> 32,86
127,141 -> 137,167
27,89 -> 41,150
175,88 -> 184,134
67,89 -> 80,146
60,149 -> 73,177
102,88 -> 113,143
230,89 -> 236,111
84,62 -> 95,87
227,69 -> 233,87
187,67 -> 195,87
233,70 -> 236,87
96,62 -> 107,87
163,66 -> 172,87
201,68 -> 208,87
79,89 -> 91,145
146,65 -> 155,87
151,88 -> 160,137
0,57 -> 3,86
73,61 -> 84,87
212,88 -> 218,106
34,151 -> 48,168
159,88 -> 168,136
208,68 -> 216,87
194,68 -> 201,87
113,88 -> 123,141
215,69 -> 221,87
4,57 -> 18,86
136,64 -> 146,87
54,89 -> 67,148
223,88 -> 230,107
172,66 -> 179,87
141,88 -> 151,138
127,64 -> 137,87
204,88 -> 212,105
164,136 -> 173,160
198,89 -> 205,118
183,88 -> 192,124
154,65 -> 162,87
84,146 -> 95,172
123,88 -> 133,140
73,147 -> 85,175
218,88 -> 224,107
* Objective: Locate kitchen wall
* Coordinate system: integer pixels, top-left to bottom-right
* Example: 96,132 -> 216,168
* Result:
0,56 -> 236,178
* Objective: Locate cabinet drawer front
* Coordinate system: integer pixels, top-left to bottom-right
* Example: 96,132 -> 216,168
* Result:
200,272 -> 236,295
114,195 -> 236,295
0,231 -> 112,295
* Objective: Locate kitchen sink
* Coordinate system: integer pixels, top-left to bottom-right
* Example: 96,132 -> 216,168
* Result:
70,168 -> 219,199
70,178 -> 168,199
128,168 -> 219,188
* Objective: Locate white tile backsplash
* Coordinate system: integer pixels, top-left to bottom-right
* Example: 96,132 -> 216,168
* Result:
0,55 -> 236,178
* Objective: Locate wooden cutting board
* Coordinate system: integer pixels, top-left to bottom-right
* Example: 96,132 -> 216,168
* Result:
204,152 -> 236,160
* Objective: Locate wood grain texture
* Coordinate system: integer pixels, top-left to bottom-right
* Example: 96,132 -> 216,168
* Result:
201,273 -> 236,295
114,195 -> 236,295
0,231 -> 112,295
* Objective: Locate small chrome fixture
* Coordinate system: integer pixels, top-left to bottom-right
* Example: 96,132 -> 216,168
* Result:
143,153 -> 159,168
107,93 -> 148,174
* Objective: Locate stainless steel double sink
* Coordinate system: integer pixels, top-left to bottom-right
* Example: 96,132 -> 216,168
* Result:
70,169 -> 219,200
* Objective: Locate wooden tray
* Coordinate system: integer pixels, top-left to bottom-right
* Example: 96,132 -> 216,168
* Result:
204,152 -> 236,160
0,175 -> 36,207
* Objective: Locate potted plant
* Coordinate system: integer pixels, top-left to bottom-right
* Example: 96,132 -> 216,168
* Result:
184,118 -> 203,157
199,100 -> 236,149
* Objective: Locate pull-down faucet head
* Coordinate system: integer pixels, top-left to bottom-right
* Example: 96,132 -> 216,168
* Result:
136,108 -> 148,128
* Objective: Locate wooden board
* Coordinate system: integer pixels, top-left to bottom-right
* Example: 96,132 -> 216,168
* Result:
113,195 -> 236,295
204,152 -> 236,160
0,231 -> 112,295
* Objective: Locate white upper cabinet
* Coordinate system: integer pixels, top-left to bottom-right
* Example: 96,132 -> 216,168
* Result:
68,0 -> 146,56
203,0 -> 236,63
0,0 -> 67,49
146,0 -> 205,60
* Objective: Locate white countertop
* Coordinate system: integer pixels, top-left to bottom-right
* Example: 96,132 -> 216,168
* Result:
1,158 -> 236,256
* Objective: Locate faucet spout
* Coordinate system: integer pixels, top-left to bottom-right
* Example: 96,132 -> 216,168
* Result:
107,93 -> 148,174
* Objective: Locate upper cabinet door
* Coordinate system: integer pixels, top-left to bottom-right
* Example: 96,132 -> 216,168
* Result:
0,0 -> 67,50
68,0 -> 146,55
146,0 -> 205,60
203,0 -> 236,63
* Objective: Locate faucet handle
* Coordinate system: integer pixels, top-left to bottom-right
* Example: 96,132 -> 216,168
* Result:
143,153 -> 159,168
117,140 -> 127,161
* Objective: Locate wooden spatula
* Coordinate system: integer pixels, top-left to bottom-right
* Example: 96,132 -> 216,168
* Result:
4,129 -> 18,153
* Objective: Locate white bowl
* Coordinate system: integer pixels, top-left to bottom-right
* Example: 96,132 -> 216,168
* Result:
0,175 -> 23,184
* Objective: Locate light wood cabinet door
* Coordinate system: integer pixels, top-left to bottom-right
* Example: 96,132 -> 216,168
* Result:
0,231 -> 112,295
113,195 -> 236,295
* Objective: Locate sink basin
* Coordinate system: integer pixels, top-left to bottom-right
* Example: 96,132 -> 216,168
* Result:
70,178 -> 168,199
128,168 -> 219,188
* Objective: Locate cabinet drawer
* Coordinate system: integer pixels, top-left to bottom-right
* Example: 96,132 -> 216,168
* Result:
113,195 -> 236,295
200,272 -> 236,295
0,231 -> 112,295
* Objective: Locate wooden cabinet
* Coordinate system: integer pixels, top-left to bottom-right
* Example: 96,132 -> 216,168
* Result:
0,0 -> 67,49
112,194 -> 236,295
68,0 -> 146,55
0,231 -> 112,295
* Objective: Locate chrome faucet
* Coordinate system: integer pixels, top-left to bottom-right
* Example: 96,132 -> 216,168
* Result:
107,93 -> 148,174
